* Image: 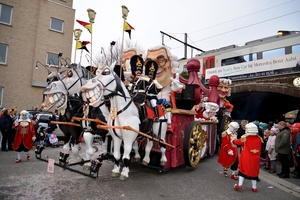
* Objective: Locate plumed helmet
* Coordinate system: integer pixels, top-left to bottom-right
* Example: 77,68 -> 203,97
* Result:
145,60 -> 159,78
130,55 -> 144,74
228,122 -> 240,133
245,123 -> 258,135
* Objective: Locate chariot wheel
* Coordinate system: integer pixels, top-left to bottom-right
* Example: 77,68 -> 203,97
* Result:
183,121 -> 206,167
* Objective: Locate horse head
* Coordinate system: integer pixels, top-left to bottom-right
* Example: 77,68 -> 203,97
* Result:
81,62 -> 127,107
42,63 -> 93,111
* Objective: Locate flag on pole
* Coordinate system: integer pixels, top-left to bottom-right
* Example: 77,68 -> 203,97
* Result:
76,41 -> 90,53
123,21 -> 135,39
76,20 -> 92,33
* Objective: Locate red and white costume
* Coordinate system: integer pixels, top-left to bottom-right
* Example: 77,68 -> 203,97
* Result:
232,122 -> 263,192
218,122 -> 239,180
13,110 -> 36,163
218,130 -> 238,168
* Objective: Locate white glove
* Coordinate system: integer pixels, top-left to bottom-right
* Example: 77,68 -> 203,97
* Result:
124,71 -> 132,81
127,83 -> 133,90
228,150 -> 234,156
32,136 -> 36,142
153,80 -> 162,89
170,73 -> 183,92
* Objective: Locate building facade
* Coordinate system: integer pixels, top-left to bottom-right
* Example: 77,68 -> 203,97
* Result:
0,0 -> 75,112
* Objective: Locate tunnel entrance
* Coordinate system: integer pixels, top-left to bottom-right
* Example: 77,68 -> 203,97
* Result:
228,91 -> 300,122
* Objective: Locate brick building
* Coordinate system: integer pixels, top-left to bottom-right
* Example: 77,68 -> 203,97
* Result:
0,0 -> 75,111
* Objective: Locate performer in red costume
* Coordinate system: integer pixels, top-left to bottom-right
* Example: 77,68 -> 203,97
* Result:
218,121 -> 240,180
13,110 -> 36,163
232,123 -> 263,192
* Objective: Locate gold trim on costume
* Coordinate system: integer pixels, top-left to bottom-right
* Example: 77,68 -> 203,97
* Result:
250,149 -> 259,153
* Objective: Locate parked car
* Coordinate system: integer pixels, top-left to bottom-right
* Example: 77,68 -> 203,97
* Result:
36,112 -> 64,139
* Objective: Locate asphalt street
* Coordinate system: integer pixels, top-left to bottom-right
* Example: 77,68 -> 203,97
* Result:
0,142 -> 300,200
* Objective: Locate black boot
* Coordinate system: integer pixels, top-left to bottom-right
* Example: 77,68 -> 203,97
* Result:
153,106 -> 159,122
141,104 -> 148,123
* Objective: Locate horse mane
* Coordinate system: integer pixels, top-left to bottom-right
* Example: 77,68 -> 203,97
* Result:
113,71 -> 127,101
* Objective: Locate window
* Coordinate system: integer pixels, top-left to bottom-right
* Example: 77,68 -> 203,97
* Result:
0,87 -> 3,108
50,18 -> 63,32
262,48 -> 285,59
0,4 -> 12,25
243,53 -> 257,62
209,58 -> 215,68
221,56 -> 245,66
47,53 -> 59,67
292,44 -> 300,53
0,44 -> 8,64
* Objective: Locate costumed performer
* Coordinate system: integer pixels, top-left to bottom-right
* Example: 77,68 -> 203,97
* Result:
13,110 -> 36,163
232,123 -> 263,192
217,78 -> 234,117
218,121 -> 240,180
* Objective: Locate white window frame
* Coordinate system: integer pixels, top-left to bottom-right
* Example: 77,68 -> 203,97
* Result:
47,53 -> 59,67
0,44 -> 8,65
50,18 -> 64,33
0,4 -> 13,25
0,87 -> 3,108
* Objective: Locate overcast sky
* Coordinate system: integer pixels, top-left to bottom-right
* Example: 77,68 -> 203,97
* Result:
72,0 -> 300,65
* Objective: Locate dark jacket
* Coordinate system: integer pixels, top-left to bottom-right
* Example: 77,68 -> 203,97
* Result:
275,127 -> 291,155
0,114 -> 13,132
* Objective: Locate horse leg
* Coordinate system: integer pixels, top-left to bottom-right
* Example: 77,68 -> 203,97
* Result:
132,140 -> 140,162
82,131 -> 95,170
62,142 -> 70,154
160,144 -> 167,166
111,138 -> 122,177
71,144 -> 84,163
83,131 -> 96,160
142,139 -> 153,165
159,124 -> 168,166
120,141 -> 135,180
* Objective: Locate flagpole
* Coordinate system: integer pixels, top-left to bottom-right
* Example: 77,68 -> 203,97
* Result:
120,6 -> 129,81
90,23 -> 93,66
74,44 -> 77,63
120,20 -> 125,80
87,9 -> 96,67
80,49 -> 83,64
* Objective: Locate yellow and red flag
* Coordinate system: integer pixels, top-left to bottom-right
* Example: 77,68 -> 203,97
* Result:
123,21 -> 135,39
76,41 -> 90,53
76,20 -> 92,33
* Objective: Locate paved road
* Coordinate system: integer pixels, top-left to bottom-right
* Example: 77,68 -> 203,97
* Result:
0,142 -> 300,200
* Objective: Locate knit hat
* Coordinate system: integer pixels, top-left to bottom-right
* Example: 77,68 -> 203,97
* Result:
270,127 -> 278,133
245,123 -> 258,135
271,126 -> 279,133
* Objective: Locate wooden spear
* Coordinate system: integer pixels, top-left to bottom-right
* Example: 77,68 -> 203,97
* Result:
50,121 -> 81,127
96,124 -> 175,149
72,116 -> 107,125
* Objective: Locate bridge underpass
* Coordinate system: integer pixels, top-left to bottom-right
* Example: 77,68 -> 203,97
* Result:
228,91 -> 300,122
227,74 -> 300,123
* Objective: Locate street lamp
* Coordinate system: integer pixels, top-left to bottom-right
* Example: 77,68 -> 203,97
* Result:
73,29 -> 82,40
121,5 -> 129,20
87,9 -> 96,23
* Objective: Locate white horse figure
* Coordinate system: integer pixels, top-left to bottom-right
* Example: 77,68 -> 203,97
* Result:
42,63 -> 104,164
81,62 -> 142,180
140,104 -> 168,166
82,62 -> 169,173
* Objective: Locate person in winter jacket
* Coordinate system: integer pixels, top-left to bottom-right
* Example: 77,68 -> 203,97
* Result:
266,127 -> 278,173
275,121 -> 291,178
